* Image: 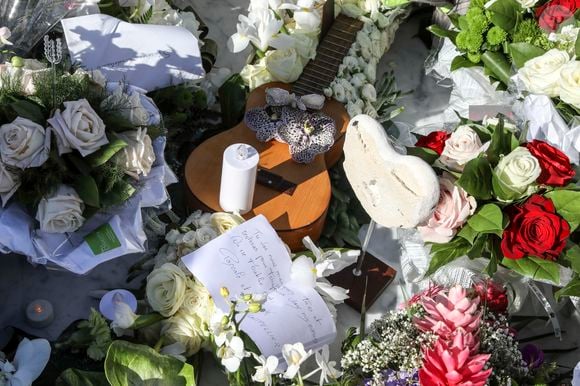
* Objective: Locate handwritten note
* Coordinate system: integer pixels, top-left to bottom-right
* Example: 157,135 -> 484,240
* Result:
181,215 -> 336,359
61,14 -> 204,91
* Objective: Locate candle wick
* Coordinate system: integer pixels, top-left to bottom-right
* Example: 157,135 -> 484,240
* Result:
236,144 -> 249,160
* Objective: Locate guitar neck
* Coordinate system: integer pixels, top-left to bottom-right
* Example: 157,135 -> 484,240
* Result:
292,14 -> 364,96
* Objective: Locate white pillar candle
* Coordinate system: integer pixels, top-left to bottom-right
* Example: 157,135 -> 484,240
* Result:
219,143 -> 259,214
25,299 -> 54,328
99,289 -> 138,320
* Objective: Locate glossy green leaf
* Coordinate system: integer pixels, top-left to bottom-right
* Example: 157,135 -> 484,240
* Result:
486,116 -> 519,165
502,256 -> 561,284
406,146 -> 439,165
74,175 -> 100,208
467,233 -> 488,259
10,99 -> 45,125
563,244 -> 580,273
101,180 -> 136,208
545,190 -> 580,231
487,0 -> 520,31
427,25 -> 458,43
426,237 -> 472,276
481,51 -> 512,86
467,204 -> 504,235
56,369 -> 109,386
457,157 -> 493,200
509,43 -> 546,68
105,341 -> 196,386
555,276 -> 580,301
86,138 -> 128,168
450,56 -> 479,72
219,73 -> 247,128
457,224 -> 478,244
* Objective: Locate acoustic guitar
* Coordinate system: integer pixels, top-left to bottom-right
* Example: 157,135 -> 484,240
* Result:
185,13 -> 363,251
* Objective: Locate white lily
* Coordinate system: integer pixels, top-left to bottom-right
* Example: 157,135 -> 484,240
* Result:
251,354 -> 279,385
0,338 -> 50,386
315,345 -> 341,385
0,27 -> 12,47
228,10 -> 283,53
283,342 -> 311,379
217,336 -> 247,373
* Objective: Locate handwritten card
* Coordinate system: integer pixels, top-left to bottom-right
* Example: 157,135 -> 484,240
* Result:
181,215 -> 336,359
61,14 -> 204,91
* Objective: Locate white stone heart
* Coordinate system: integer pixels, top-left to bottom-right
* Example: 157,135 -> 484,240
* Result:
343,114 -> 440,228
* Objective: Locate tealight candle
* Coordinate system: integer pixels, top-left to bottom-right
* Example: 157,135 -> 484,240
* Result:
99,289 -> 137,320
25,299 -> 54,328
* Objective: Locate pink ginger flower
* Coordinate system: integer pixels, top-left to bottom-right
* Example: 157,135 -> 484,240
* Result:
404,284 -> 445,308
419,332 -> 492,386
414,285 -> 481,339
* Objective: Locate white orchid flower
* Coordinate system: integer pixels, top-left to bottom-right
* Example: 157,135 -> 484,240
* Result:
1,338 -> 51,386
279,0 -> 321,32
282,342 -> 312,379
315,345 -> 341,385
251,354 -> 279,385
0,27 -> 12,47
217,336 -> 247,373
209,311 -> 234,347
228,10 -> 283,53
316,278 -> 349,304
302,236 -> 359,278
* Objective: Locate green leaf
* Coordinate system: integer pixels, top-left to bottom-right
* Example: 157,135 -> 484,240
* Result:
406,146 -> 439,165
427,25 -> 458,43
450,56 -> 479,72
219,73 -> 247,128
101,180 -> 136,208
501,256 -> 561,284
9,99 -> 45,125
481,51 -> 512,86
457,224 -> 478,244
509,43 -> 546,68
74,175 -> 100,208
467,204 -> 504,235
554,276 -> 580,301
563,244 -> 580,273
86,138 -> 128,168
56,369 -> 109,386
487,0 -> 520,31
545,190 -> 580,231
132,313 -> 165,330
105,341 -> 196,386
426,237 -> 472,276
467,233 -> 488,259
576,31 -> 580,57
456,157 -> 493,200
486,116 -> 519,165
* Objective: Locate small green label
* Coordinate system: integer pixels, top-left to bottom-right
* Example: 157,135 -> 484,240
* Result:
84,224 -> 121,255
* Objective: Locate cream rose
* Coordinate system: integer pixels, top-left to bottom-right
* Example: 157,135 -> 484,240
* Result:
101,88 -> 150,126
114,128 -> 155,180
518,49 -> 570,97
184,210 -> 212,229
161,311 -> 206,356
195,226 -> 218,247
0,161 -> 20,206
418,174 -> 477,243
240,57 -> 273,90
35,185 -> 85,233
265,48 -> 303,84
0,117 -> 49,168
492,147 -> 541,201
210,212 -> 245,235
48,99 -> 108,156
180,281 -> 215,325
146,263 -> 188,317
440,125 -> 488,171
558,61 -> 580,108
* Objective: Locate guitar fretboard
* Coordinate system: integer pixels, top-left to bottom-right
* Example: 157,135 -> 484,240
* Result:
292,14 -> 364,96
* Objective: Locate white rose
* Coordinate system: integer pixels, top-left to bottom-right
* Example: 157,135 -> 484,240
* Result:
331,82 -> 346,103
343,56 -> 360,72
518,49 -> 570,97
146,263 -> 188,317
346,101 -> 363,117
36,185 -> 85,233
350,72 -> 366,88
0,161 -> 20,206
114,128 -> 155,180
165,229 -> 181,244
265,48 -> 303,83
493,147 -> 541,201
440,125 -> 488,171
210,212 -> 245,235
361,83 -> 377,102
179,281 -> 215,324
161,311 -> 206,356
195,226 -> 218,247
184,210 -> 212,229
101,88 -> 149,126
0,117 -> 50,168
364,59 -> 377,83
559,61 -> 580,108
48,99 -> 108,156
240,58 -> 273,90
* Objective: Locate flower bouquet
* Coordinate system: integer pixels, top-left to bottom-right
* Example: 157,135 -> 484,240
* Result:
407,116 -> 579,300
342,282 -> 557,385
0,35 -> 175,273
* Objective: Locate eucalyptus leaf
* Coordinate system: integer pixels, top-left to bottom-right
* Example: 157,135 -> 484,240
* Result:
545,190 -> 580,231
456,157 -> 493,200
501,256 -> 561,284
555,276 -> 580,301
74,175 -> 100,208
509,43 -> 546,68
104,341 -> 196,386
56,369 -> 109,386
86,138 -> 128,168
426,237 -> 472,276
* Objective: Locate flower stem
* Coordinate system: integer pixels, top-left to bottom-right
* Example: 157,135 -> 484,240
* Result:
255,49 -> 266,59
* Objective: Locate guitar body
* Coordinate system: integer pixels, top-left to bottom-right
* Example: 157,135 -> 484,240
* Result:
185,82 -> 350,251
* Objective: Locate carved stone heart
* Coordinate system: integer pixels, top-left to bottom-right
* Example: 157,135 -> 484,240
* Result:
343,114 -> 440,228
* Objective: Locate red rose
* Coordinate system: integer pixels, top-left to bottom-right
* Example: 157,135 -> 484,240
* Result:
473,280 -> 509,314
501,195 -> 570,261
415,131 -> 451,155
525,140 -> 575,186
535,0 -> 579,31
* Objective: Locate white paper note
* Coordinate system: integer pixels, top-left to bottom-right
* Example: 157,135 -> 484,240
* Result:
181,215 -> 336,359
61,14 -> 204,91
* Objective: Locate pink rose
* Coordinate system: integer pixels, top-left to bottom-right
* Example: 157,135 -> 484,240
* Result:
418,174 -> 477,243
